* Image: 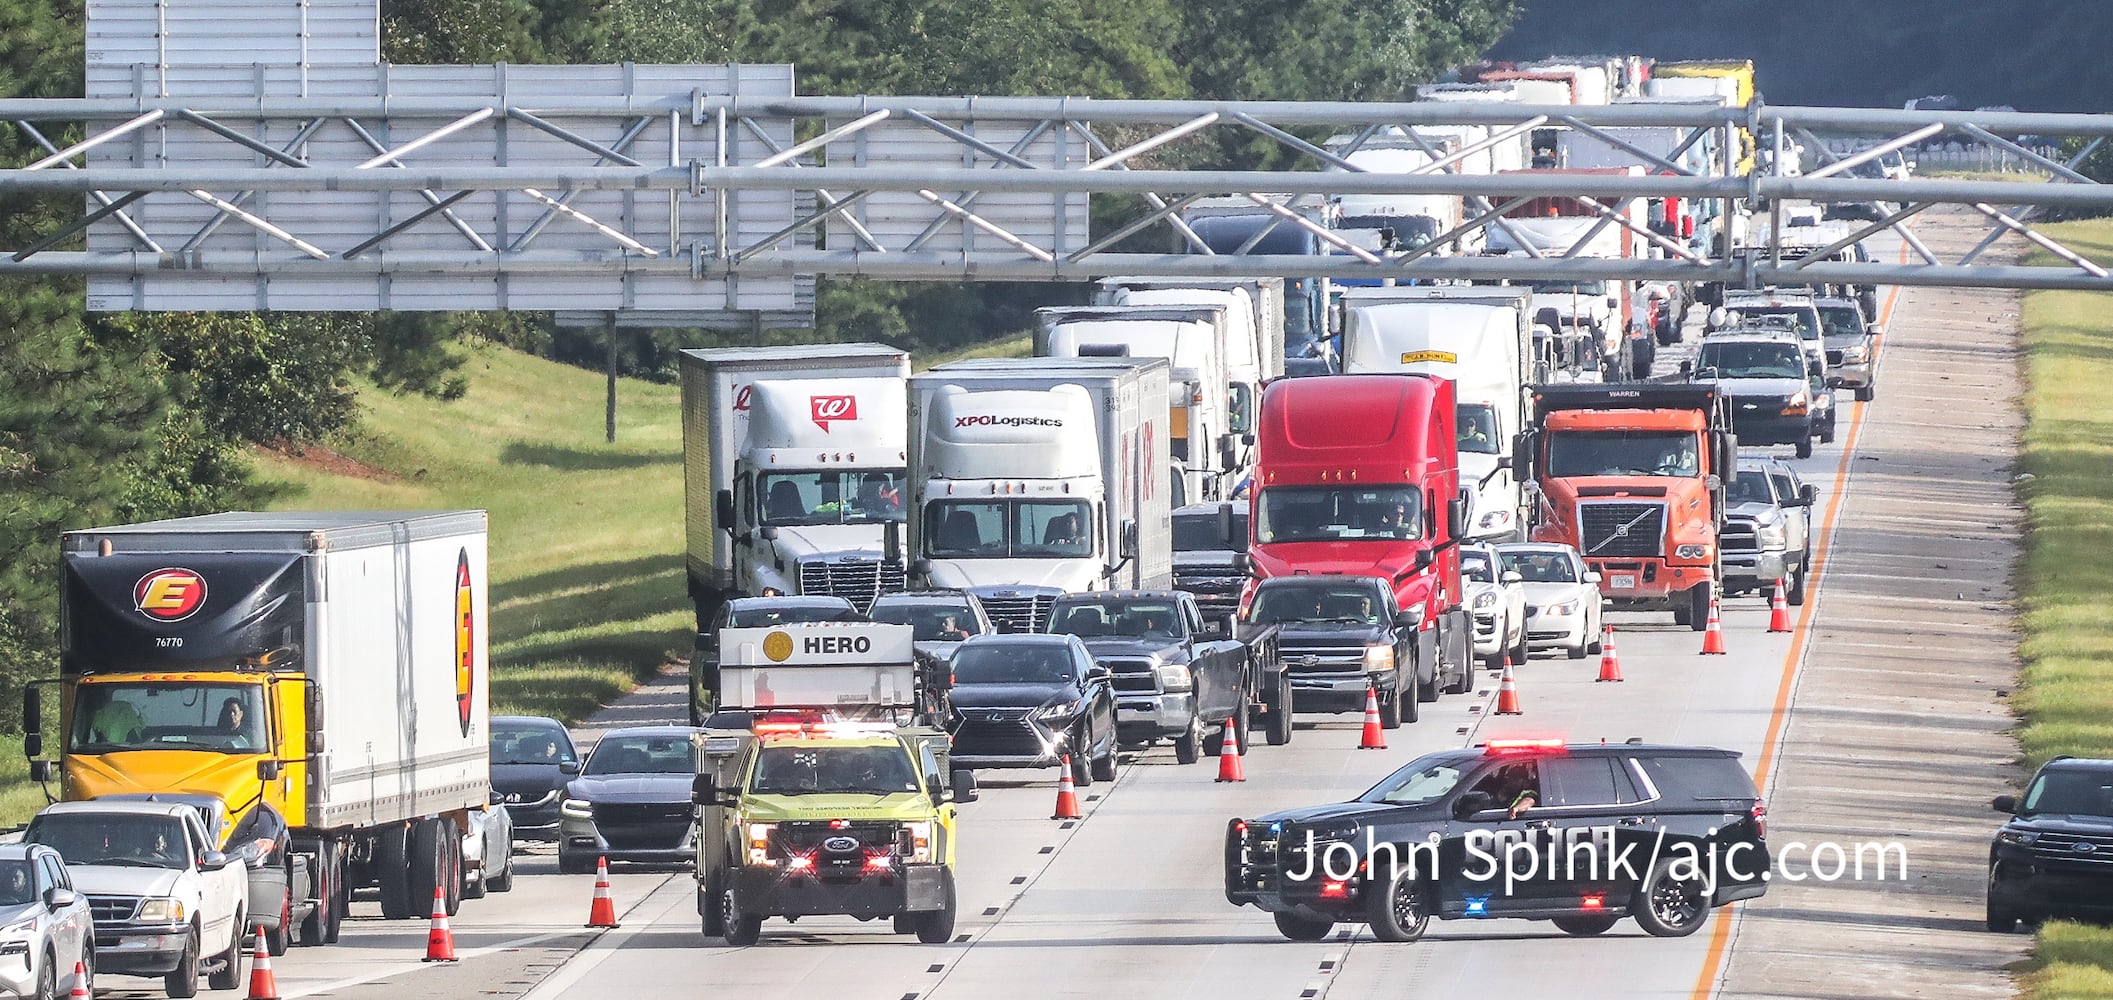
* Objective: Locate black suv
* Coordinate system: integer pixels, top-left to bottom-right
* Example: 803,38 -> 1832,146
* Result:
1226,741 -> 1768,941
1988,757 -> 2113,931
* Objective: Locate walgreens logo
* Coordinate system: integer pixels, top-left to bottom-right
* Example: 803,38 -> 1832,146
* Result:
955,414 -> 1064,428
810,394 -> 858,431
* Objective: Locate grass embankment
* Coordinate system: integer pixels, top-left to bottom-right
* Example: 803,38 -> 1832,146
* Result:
2009,216 -> 2113,998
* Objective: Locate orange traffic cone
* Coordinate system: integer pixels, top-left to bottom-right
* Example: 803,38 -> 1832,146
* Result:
1215,722 -> 1245,782
1051,757 -> 1083,819
1357,682 -> 1387,750
1493,661 -> 1524,715
69,959 -> 92,1000
1768,578 -> 1793,633
1700,596 -> 1728,654
585,855 -> 620,928
244,922 -> 278,999
423,885 -> 458,962
1595,624 -> 1623,682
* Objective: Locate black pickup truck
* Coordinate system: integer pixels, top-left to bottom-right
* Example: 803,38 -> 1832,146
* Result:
1047,590 -> 1289,762
1240,574 -> 1450,728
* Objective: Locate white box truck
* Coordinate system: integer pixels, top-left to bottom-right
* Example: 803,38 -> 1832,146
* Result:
1339,288 -> 1535,541
907,357 -> 1173,632
680,345 -> 912,629
1034,305 -> 1230,506
29,510 -> 492,935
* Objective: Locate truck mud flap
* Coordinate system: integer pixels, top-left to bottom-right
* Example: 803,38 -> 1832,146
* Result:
904,865 -> 949,912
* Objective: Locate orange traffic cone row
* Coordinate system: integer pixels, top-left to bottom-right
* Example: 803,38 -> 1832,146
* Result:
1052,757 -> 1083,819
1768,578 -> 1793,633
69,959 -> 92,1000
1215,722 -> 1246,782
1596,624 -> 1624,682
1357,682 -> 1387,750
245,922 -> 278,999
585,855 -> 620,929
1700,596 -> 1728,655
1493,660 -> 1524,715
423,885 -> 458,962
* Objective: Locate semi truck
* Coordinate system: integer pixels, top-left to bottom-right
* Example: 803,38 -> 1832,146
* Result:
1338,286 -> 1534,542
906,357 -> 1174,633
1518,384 -> 1737,629
680,345 -> 913,630
1245,374 -> 1472,721
1093,276 -> 1288,487
1488,167 -> 1658,379
25,510 -> 494,938
1033,305 -> 1232,506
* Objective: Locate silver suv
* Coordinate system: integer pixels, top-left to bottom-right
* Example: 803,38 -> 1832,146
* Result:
1720,459 -> 1818,604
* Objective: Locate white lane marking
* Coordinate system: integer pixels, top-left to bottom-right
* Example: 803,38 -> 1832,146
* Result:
282,927 -> 600,1000
518,875 -> 690,1000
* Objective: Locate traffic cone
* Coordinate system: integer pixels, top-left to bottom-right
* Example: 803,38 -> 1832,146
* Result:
423,885 -> 458,962
1493,660 -> 1524,714
1768,578 -> 1793,633
69,959 -> 93,1000
1357,682 -> 1387,750
244,922 -> 278,999
1051,757 -> 1082,819
1596,624 -> 1624,682
1700,596 -> 1728,655
585,856 -> 620,928
1215,722 -> 1245,782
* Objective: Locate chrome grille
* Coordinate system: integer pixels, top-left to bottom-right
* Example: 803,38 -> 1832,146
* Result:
798,558 -> 905,613
1825,349 -> 1845,365
979,594 -> 1057,633
1278,641 -> 1366,678
87,895 -> 140,923
1720,518 -> 1759,554
1101,656 -> 1159,694
1578,502 -> 1667,559
2031,831 -> 2113,864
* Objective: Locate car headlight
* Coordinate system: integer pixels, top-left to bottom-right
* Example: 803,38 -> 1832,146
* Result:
904,821 -> 934,863
1780,391 -> 1808,416
1674,544 -> 1708,560
1472,591 -> 1498,610
560,798 -> 593,819
747,822 -> 776,865
1997,829 -> 2039,846
138,897 -> 186,923
0,916 -> 36,937
1757,523 -> 1787,548
1154,663 -> 1193,693
1363,644 -> 1395,672
1841,345 -> 1869,364
1034,702 -> 1079,721
1545,600 -> 1579,617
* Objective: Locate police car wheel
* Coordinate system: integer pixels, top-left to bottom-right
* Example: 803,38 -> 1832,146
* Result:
1634,857 -> 1710,937
1552,914 -> 1620,936
1365,869 -> 1430,943
1273,912 -> 1333,942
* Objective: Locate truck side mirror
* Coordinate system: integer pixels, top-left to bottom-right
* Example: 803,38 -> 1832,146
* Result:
910,558 -> 933,584
21,686 -> 39,758
691,774 -> 716,806
759,525 -> 779,542
200,850 -> 230,871
1121,521 -> 1139,560
306,685 -> 326,755
1217,503 -> 1235,546
1510,433 -> 1533,481
1447,497 -> 1466,540
21,733 -> 38,760
28,761 -> 52,783
256,760 -> 283,781
1808,360 -> 1823,377
1412,549 -> 1433,572
1219,434 -> 1239,475
883,521 -> 903,566
559,760 -> 581,775
930,785 -> 951,807
1679,360 -> 1693,377
1393,610 -> 1418,629
1501,571 -> 1523,585
951,770 -> 979,803
1232,552 -> 1252,573
715,489 -> 736,531
1800,484 -> 1819,505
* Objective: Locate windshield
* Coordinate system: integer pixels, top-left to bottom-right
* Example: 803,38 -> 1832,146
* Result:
951,643 -> 1078,685
1499,549 -> 1578,583
70,683 -> 266,754
1528,280 -> 1608,296
1728,471 -> 1777,506
1698,341 -> 1805,379
1546,430 -> 1700,478
1723,306 -> 1819,340
0,862 -> 31,905
1256,486 -> 1422,543
1247,584 -> 1387,626
727,603 -> 855,627
25,814 -> 188,869
1172,512 -> 1247,552
1817,306 -> 1864,339
1360,755 -> 1468,806
924,500 -> 1093,559
869,602 -> 976,642
491,721 -> 576,766
1049,601 -> 1182,640
758,470 -> 907,526
1461,552 -> 1494,584
2021,769 -> 2113,817
1457,403 -> 1500,454
583,734 -> 695,776
749,745 -> 921,797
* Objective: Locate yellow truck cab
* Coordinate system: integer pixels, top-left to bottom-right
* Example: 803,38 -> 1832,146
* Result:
692,721 -> 971,945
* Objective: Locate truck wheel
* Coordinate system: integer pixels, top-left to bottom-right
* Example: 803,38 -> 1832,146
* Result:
1689,584 -> 1712,633
1671,602 -> 1691,627
914,871 -> 958,944
406,818 -> 449,920
1552,914 -> 1620,936
1265,675 -> 1294,746
377,823 -> 415,920
1175,715 -> 1203,765
164,926 -> 200,998
299,844 -> 333,947
720,888 -> 762,947
324,842 -> 347,944
1416,670 -> 1439,704
1634,856 -> 1711,937
1788,563 -> 1809,607
1795,438 -> 1813,460
558,849 -> 594,875
206,910 -> 245,991
446,825 -> 465,916
1069,733 -> 1094,789
1378,684 -> 1403,730
1273,912 -> 1334,941
1855,383 -> 1875,403
1364,868 -> 1431,943
700,866 -> 726,938
266,887 -> 293,953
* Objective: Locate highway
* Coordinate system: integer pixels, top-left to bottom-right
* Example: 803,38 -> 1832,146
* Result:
91,216 -> 2018,1000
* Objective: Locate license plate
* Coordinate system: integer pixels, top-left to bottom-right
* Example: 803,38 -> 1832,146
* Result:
1610,574 -> 1637,590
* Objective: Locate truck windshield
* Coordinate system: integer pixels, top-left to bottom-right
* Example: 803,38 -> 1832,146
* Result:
69,683 -> 266,754
1247,584 -> 1387,626
1546,430 -> 1700,478
759,470 -> 907,526
1698,341 -> 1804,379
924,500 -> 1093,559
584,734 -> 695,776
1172,512 -> 1247,552
1457,403 -> 1500,454
1255,486 -> 1422,543
951,644 -> 1077,685
1049,601 -> 1182,640
25,814 -> 189,869
749,746 -> 920,797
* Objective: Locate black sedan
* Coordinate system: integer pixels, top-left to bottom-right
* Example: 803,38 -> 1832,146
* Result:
946,634 -> 1119,786
491,716 -> 581,841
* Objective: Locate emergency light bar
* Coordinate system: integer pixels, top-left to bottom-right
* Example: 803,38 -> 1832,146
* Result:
1483,739 -> 1566,753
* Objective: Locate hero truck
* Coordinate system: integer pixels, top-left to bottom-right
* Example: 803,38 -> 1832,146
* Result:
679,344 -> 912,631
906,357 -> 1174,633
24,511 -> 494,942
1246,374 -> 1472,722
1517,384 -> 1737,629
713,620 -> 950,729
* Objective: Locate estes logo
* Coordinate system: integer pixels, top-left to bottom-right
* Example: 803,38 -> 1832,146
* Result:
455,550 -> 475,737
133,568 -> 207,622
810,394 -> 857,431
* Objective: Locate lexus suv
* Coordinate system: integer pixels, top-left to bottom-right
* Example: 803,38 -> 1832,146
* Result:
1988,756 -> 2113,931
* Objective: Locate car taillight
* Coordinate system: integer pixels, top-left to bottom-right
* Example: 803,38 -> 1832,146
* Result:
1751,800 -> 1767,838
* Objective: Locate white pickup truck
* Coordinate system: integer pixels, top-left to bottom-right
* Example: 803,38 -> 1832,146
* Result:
24,800 -> 249,998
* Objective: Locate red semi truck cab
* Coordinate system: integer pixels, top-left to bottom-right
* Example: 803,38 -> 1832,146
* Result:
1522,384 -> 1736,630
1245,374 -> 1472,704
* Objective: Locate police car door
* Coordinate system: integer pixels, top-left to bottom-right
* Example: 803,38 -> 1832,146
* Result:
1526,755 -> 1639,909
1443,759 -> 1560,916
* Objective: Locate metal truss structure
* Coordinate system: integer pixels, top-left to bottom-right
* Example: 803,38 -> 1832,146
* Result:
8,91 -> 2113,310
